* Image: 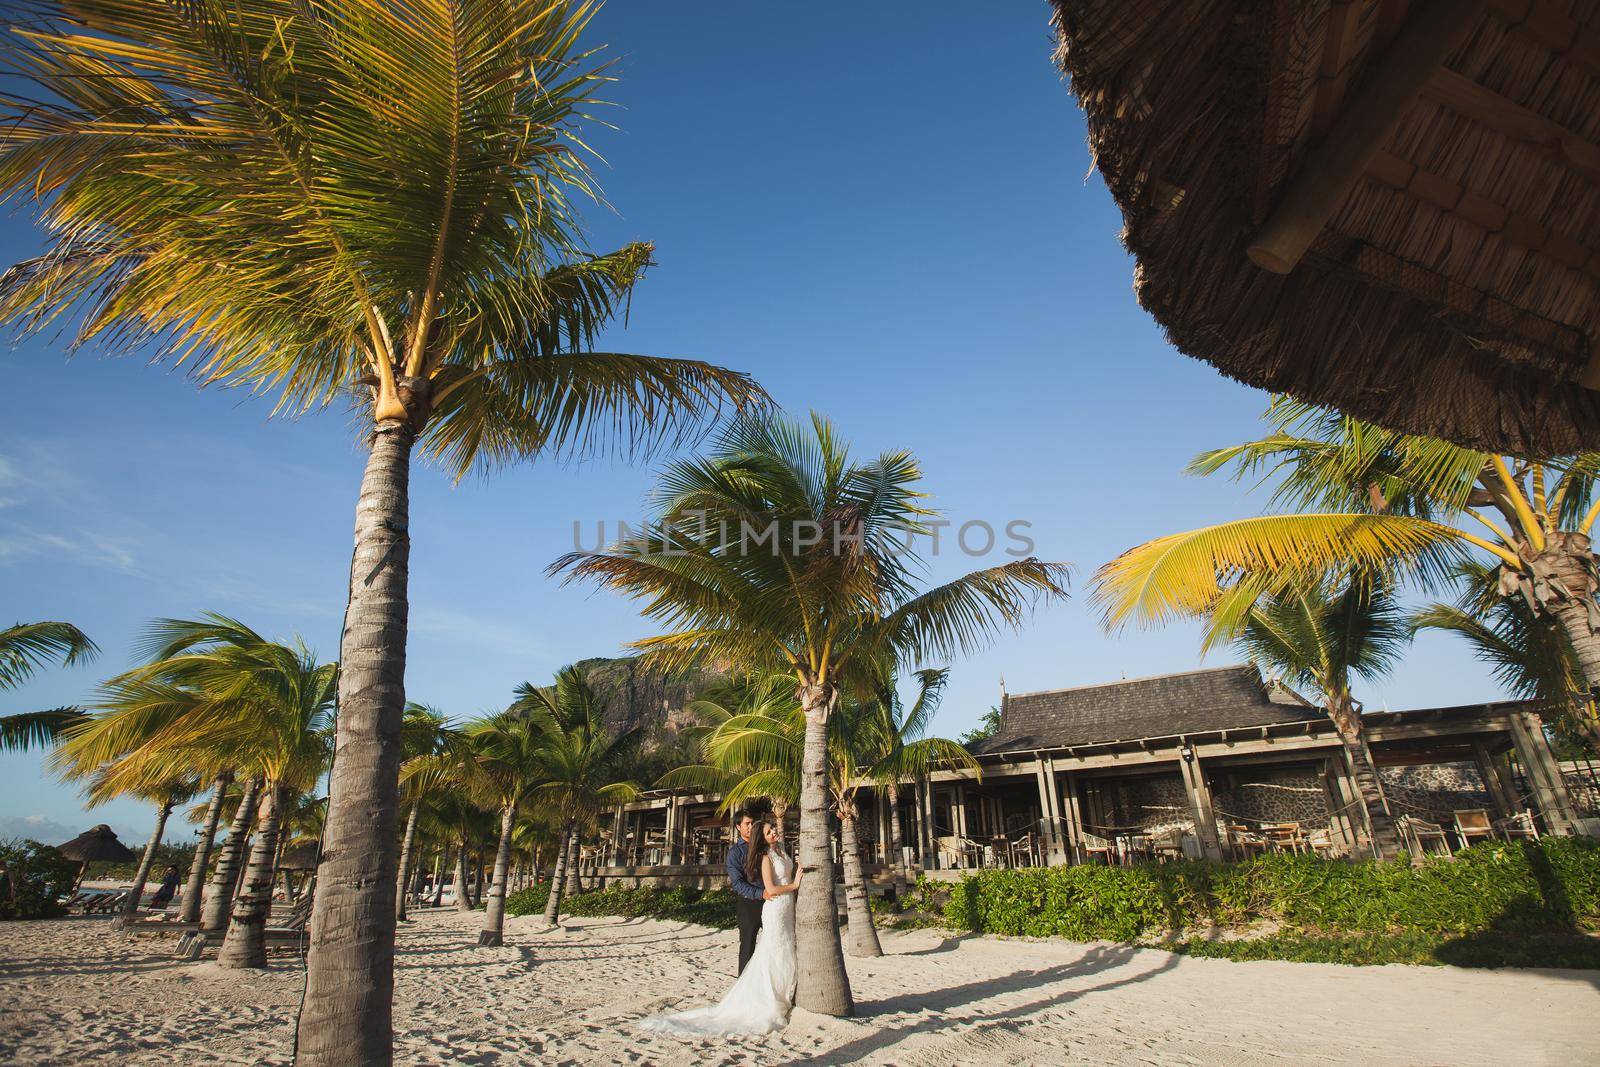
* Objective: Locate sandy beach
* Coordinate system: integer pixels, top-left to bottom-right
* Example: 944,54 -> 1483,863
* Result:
1,909 -> 1595,1065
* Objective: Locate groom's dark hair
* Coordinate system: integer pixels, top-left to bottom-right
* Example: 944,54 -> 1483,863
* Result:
734,806 -> 759,824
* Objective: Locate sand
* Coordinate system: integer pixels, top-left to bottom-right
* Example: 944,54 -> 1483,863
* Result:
1,908 -> 1596,1065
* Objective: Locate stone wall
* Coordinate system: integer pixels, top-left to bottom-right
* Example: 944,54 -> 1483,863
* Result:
1378,762 -> 1490,820
1211,766 -> 1331,826
1561,762 -> 1600,818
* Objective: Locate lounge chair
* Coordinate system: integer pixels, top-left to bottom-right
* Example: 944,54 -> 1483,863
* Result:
1078,832 -> 1114,865
176,895 -> 315,960
1452,808 -> 1495,850
1398,815 -> 1452,857
1149,827 -> 1184,863
1494,810 -> 1540,841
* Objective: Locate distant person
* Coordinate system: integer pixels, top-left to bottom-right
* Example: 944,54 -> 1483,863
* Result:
149,864 -> 181,909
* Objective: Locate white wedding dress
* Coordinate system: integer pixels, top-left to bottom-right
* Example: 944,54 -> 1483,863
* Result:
640,851 -> 797,1036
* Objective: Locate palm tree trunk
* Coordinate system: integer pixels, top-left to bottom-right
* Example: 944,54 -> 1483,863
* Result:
180,774 -> 230,924
837,807 -> 882,958
114,796 -> 173,928
1330,699 -> 1398,859
202,777 -> 261,931
479,805 -> 517,947
219,782 -> 287,969
395,800 -> 420,922
566,832 -> 583,894
886,782 -> 907,896
543,819 -> 575,925
1529,532 -> 1600,695
453,846 -> 473,912
299,416 -> 418,1066
795,683 -> 853,1016
429,852 -> 445,906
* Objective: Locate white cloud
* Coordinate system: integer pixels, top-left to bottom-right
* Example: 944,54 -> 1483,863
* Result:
0,528 -> 138,573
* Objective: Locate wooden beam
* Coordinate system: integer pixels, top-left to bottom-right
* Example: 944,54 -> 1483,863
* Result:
1247,0 -> 1488,274
1363,150 -> 1600,273
1421,68 -> 1600,185
1312,0 -> 1368,134
1487,0 -> 1600,79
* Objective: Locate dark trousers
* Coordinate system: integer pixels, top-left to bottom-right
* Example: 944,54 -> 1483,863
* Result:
735,895 -> 763,973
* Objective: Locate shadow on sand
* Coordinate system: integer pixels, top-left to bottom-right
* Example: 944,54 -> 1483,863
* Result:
773,942 -> 1178,1065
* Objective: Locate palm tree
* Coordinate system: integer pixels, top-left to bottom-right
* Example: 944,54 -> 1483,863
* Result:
1202,577 -> 1408,858
857,669 -> 975,897
61,617 -> 336,965
0,621 -> 97,751
0,5 -> 763,1057
1413,561 -> 1598,749
1094,399 -> 1600,700
665,669 -> 971,957
553,413 -> 1070,1015
179,772 -> 233,925
509,668 -> 641,926
396,705 -> 463,922
464,711 -> 546,946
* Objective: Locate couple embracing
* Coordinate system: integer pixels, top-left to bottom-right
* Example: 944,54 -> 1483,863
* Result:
641,808 -> 804,1036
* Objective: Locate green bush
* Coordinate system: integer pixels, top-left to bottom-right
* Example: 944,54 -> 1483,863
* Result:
504,881 -> 552,917
0,839 -> 77,920
1177,930 -> 1600,969
556,885 -> 739,929
943,839 -> 1600,948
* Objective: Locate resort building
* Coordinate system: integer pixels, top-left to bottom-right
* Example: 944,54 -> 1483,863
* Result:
585,665 -> 1598,889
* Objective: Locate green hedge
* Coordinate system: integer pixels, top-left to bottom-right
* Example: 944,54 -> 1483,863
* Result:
1,839 -> 77,920
504,882 -> 740,929
945,838 -> 1600,942
504,882 -> 552,917
563,886 -> 739,929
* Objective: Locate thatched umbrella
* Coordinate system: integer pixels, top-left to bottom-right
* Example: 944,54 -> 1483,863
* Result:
1050,0 -> 1600,456
56,824 -> 138,890
276,841 -> 319,902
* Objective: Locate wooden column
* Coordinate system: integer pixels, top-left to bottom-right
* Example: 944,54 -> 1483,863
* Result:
1509,711 -> 1580,835
1321,757 -> 1360,854
664,797 -> 682,866
1472,739 -> 1520,818
1034,758 -> 1061,863
1246,0 -> 1488,273
917,777 -> 935,868
1178,747 -> 1223,860
952,783 -> 969,840
1057,768 -> 1084,864
608,805 -> 626,867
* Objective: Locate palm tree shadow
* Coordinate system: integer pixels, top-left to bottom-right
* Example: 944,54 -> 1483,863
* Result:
1431,842 -> 1600,988
890,931 -> 978,956
773,943 -> 1176,1065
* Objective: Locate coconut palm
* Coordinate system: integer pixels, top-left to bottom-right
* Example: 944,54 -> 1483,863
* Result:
0,5 -> 763,1056
508,667 -> 641,926
553,413 -> 1070,1015
60,617 -> 336,965
1412,561 -> 1597,749
857,669 -> 974,897
1200,576 -> 1408,858
179,772 -> 233,925
665,668 -> 970,957
464,711 -> 547,946
1094,399 -> 1600,700
0,621 -> 97,751
396,705 -> 464,922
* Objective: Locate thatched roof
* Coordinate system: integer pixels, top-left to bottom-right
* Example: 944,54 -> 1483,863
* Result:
1051,0 -> 1600,456
278,842 -> 320,871
55,824 -> 137,863
970,664 -> 1317,754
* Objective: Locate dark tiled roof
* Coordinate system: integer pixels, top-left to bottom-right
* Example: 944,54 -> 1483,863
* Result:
970,665 -> 1317,754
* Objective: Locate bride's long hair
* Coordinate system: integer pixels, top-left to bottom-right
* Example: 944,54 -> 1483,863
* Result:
744,815 -> 786,883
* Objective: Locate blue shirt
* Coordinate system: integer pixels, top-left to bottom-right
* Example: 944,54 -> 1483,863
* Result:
727,838 -> 764,901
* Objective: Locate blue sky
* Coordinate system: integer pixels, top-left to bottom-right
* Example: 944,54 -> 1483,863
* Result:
1,2 -> 1498,845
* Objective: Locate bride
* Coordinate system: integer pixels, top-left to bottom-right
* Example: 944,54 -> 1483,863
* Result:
641,817 -> 803,1036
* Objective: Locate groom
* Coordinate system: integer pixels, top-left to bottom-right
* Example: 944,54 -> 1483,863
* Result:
726,808 -> 767,973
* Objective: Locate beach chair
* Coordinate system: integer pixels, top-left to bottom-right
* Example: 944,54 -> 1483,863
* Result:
1398,815 -> 1452,857
1149,827 -> 1184,863
1304,827 -> 1341,859
1078,832 -> 1114,865
1223,824 -> 1266,861
1494,810 -> 1540,841
176,895 -> 315,960
1007,833 -> 1037,868
1452,809 -> 1495,850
